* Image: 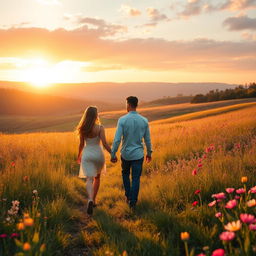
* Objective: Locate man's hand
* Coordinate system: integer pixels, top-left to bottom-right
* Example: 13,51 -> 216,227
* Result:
145,155 -> 152,163
77,156 -> 81,164
111,156 -> 118,163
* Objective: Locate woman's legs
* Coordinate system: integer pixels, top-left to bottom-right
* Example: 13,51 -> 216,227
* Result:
93,174 -> 101,204
86,177 -> 94,202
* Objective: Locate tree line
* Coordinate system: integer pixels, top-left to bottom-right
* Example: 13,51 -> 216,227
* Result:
191,83 -> 256,103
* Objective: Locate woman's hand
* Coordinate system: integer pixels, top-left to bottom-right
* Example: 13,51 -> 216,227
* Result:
77,156 -> 81,164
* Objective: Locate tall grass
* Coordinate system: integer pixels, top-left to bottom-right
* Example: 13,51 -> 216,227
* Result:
0,105 -> 256,255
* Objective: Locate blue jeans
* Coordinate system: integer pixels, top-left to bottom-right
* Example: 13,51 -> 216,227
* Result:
121,156 -> 144,206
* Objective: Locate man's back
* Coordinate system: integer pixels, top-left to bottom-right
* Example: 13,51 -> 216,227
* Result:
111,111 -> 152,161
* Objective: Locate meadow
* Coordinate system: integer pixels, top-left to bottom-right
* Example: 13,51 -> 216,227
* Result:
0,103 -> 256,255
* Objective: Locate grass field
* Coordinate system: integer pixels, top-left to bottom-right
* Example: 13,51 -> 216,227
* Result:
0,98 -> 255,133
0,103 -> 256,255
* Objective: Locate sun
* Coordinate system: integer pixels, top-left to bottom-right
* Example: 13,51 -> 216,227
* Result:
21,59 -> 55,88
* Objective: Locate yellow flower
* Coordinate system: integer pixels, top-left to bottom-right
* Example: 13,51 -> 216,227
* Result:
24,218 -> 34,227
122,251 -> 128,256
40,243 -> 46,252
224,220 -> 241,232
241,176 -> 248,183
247,199 -> 256,207
17,222 -> 25,230
23,213 -> 30,218
180,232 -> 190,241
23,242 -> 31,251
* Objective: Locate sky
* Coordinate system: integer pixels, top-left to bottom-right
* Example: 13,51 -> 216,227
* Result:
0,0 -> 255,85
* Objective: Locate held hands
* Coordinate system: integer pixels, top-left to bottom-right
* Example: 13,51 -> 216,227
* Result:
145,155 -> 152,163
111,156 -> 118,163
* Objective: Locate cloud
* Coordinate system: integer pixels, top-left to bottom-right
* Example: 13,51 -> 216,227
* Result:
36,0 -> 61,5
177,0 -> 256,18
146,8 -> 169,22
63,15 -> 127,37
0,26 -> 255,73
120,5 -> 141,17
241,31 -> 256,40
223,15 -> 256,30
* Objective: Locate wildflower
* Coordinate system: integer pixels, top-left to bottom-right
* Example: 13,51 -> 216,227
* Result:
211,249 -> 225,256
10,233 -> 19,238
236,188 -> 246,194
195,189 -> 201,195
235,196 -> 240,200
197,254 -> 206,256
23,213 -> 30,218
122,251 -> 128,256
33,190 -> 38,194
40,244 -> 46,252
0,234 -> 8,238
240,213 -> 255,224
249,186 -> 256,194
212,193 -> 226,200
192,169 -> 197,175
11,162 -> 15,167
249,224 -> 256,231
24,218 -> 34,227
23,176 -> 29,182
208,201 -> 216,207
224,220 -> 241,232
247,199 -> 256,207
219,231 -> 235,241
17,222 -> 25,230
215,212 -> 222,218
225,188 -> 235,194
180,232 -> 190,241
192,201 -> 199,207
202,154 -> 207,159
198,163 -> 203,168
225,200 -> 237,209
241,177 -> 248,183
198,158 -> 202,163
23,243 -> 31,251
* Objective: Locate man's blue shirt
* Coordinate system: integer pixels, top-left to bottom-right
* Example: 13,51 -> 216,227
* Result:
111,111 -> 152,161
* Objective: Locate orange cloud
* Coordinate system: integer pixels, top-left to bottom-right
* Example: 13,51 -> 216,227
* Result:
0,26 -> 255,73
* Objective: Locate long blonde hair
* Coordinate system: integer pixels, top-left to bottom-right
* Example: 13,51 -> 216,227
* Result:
76,106 -> 100,138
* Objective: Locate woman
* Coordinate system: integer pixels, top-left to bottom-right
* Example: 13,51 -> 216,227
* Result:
76,106 -> 112,215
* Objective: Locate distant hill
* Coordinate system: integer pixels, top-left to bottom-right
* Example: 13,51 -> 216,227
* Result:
0,81 -> 237,102
0,88 -> 119,116
141,96 -> 193,107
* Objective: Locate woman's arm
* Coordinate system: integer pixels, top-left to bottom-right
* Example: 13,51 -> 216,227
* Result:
99,126 -> 112,154
77,134 -> 85,164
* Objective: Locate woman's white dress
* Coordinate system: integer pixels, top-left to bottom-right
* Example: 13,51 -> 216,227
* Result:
79,135 -> 106,178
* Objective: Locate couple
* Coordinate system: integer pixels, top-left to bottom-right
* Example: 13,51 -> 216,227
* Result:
76,96 -> 152,215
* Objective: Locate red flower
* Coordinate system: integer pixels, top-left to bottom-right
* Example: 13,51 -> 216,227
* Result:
198,163 -> 203,168
194,189 -> 201,195
11,162 -> 15,167
192,201 -> 199,207
211,249 -> 225,256
10,233 -> 19,238
0,234 -> 8,238
192,169 -> 197,176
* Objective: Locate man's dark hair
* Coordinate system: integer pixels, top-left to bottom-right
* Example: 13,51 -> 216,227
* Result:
126,96 -> 138,108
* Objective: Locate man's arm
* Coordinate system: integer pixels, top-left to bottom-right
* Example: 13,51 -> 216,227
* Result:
144,122 -> 153,161
111,119 -> 123,160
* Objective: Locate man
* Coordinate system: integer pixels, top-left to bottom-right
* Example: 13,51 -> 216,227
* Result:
111,96 -> 153,208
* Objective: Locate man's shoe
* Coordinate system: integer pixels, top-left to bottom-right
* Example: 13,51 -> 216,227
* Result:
87,200 -> 94,215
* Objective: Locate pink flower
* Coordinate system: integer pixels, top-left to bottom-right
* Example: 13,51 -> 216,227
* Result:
215,212 -> 222,218
197,254 -> 206,256
208,200 -> 217,207
240,214 -> 256,224
249,186 -> 256,194
211,249 -> 225,256
225,200 -> 237,209
192,169 -> 197,176
198,163 -> 203,168
219,231 -> 235,241
212,193 -> 226,200
236,188 -> 246,194
192,201 -> 199,207
198,158 -> 202,163
10,233 -> 19,238
225,188 -> 235,194
195,189 -> 201,195
11,162 -> 15,167
235,196 -> 240,200
0,234 -> 8,238
202,154 -> 207,159
249,224 -> 256,231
